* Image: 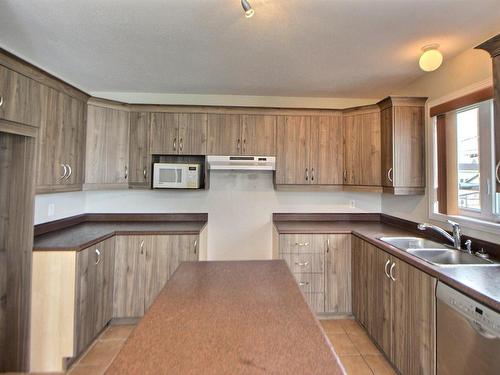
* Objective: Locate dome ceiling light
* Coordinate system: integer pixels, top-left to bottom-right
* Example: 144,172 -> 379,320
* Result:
419,44 -> 443,72
241,0 -> 254,18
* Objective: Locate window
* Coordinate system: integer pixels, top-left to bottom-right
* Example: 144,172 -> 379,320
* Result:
432,95 -> 498,224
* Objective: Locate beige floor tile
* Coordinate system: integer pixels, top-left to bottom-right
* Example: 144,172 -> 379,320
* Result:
340,320 -> 366,336
327,333 -> 359,356
363,354 -> 397,375
99,325 -> 135,341
339,355 -> 373,375
348,333 -> 380,355
67,365 -> 106,375
78,340 -> 124,367
320,319 -> 345,334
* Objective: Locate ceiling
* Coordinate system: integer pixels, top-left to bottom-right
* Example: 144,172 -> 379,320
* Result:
0,0 -> 499,98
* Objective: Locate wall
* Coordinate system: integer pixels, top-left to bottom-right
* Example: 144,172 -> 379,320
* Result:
383,47 -> 500,244
35,172 -> 381,260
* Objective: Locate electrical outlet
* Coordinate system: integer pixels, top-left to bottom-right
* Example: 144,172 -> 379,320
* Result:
349,200 -> 355,208
48,203 -> 55,217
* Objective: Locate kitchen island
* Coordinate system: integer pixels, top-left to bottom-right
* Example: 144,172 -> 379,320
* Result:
106,260 -> 345,374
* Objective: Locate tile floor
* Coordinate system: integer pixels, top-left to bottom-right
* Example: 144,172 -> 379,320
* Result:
320,319 -> 396,375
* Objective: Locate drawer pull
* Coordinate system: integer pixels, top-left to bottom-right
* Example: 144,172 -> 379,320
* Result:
294,242 -> 310,247
295,261 -> 309,267
298,281 -> 310,286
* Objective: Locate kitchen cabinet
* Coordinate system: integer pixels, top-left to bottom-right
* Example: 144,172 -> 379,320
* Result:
114,234 -> 199,318
276,115 -> 343,185
151,113 -> 207,155
129,112 -> 151,187
74,237 -> 115,354
207,114 -> 242,155
0,64 -> 44,128
85,102 -> 130,187
36,87 -> 87,193
277,233 -> 351,314
343,107 -> 381,187
379,97 -> 426,195
352,236 -> 436,375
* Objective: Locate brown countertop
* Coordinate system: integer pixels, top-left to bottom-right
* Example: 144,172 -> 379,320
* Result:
106,260 -> 345,375
274,220 -> 500,313
33,214 -> 207,251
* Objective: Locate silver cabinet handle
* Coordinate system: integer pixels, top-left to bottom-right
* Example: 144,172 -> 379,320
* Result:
326,238 -> 330,253
294,261 -> 309,267
237,138 -> 241,151
65,164 -> 72,180
173,138 -> 177,151
343,170 -> 347,182
294,242 -> 310,247
179,138 -> 183,152
387,167 -> 393,183
384,259 -> 391,279
242,139 -> 246,153
305,168 -> 309,181
389,262 -> 396,281
58,164 -> 68,181
95,248 -> 101,265
124,166 -> 128,179
496,161 -> 500,184
298,281 -> 310,286
0,95 -> 3,107
194,240 -> 198,255
140,240 -> 144,254
143,167 -> 147,180
311,168 -> 315,181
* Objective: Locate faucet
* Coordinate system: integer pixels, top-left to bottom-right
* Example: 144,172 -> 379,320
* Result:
417,220 -> 462,250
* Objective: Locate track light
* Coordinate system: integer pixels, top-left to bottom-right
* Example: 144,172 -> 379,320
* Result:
241,0 -> 254,18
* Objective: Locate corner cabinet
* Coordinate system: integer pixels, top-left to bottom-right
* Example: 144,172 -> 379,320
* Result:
275,233 -> 351,314
379,97 -> 427,195
352,236 -> 436,375
129,112 -> 151,187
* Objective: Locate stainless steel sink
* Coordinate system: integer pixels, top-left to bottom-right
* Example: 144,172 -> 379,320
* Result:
378,236 -> 448,250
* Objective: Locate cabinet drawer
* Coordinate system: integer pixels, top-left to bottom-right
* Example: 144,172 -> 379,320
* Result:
279,234 -> 326,254
303,292 -> 325,313
293,273 -> 324,293
281,253 -> 324,273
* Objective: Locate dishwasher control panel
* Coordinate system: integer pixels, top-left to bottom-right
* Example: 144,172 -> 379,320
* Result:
437,282 -> 500,337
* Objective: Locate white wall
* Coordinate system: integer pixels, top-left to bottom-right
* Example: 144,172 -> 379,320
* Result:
35,172 -> 381,260
35,191 -> 86,224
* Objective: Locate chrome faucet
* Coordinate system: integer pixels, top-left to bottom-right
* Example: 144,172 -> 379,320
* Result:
417,220 -> 462,250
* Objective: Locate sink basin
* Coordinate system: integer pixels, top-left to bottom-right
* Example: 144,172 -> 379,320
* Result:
407,249 -> 496,266
378,236 -> 448,250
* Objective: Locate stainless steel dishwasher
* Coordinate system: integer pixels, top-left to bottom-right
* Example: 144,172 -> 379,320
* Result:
436,282 -> 500,374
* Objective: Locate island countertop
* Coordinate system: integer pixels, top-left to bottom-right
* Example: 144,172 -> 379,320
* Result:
106,260 -> 345,375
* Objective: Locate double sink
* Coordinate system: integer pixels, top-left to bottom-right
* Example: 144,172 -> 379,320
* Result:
378,237 -> 498,267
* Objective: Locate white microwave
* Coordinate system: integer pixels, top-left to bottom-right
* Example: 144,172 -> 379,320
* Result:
153,163 -> 201,189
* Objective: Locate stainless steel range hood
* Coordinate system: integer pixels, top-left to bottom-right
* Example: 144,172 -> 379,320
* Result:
207,156 -> 276,171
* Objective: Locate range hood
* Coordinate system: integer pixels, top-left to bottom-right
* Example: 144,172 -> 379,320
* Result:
207,156 -> 276,171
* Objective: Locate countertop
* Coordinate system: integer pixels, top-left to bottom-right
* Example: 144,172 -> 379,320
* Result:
34,220 -> 207,251
274,220 -> 500,313
106,260 -> 345,375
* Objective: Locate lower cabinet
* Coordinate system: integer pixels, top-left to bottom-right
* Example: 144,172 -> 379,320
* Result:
113,234 -> 199,318
352,236 -> 436,375
276,233 -> 351,314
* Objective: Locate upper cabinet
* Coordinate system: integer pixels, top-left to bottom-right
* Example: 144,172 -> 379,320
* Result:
378,97 -> 426,195
343,106 -> 381,188
275,115 -> 343,185
85,101 -> 130,187
150,112 -> 207,155
207,113 -> 276,156
129,112 -> 151,187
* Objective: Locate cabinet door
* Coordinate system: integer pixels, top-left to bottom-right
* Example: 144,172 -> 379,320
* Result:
390,256 -> 436,375
207,114 -> 241,155
105,108 -> 130,184
129,112 -> 151,186
178,113 -> 207,155
85,105 -> 107,184
380,107 -> 393,187
94,238 -> 115,334
0,65 -> 43,128
150,113 -> 179,155
241,115 -> 276,156
309,115 -> 343,185
275,116 -> 311,184
325,234 -> 351,313
74,246 -> 97,354
351,236 -> 368,326
360,112 -> 381,186
113,236 -> 147,318
343,114 -> 362,185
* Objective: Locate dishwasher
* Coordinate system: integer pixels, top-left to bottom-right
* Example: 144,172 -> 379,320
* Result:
436,282 -> 500,374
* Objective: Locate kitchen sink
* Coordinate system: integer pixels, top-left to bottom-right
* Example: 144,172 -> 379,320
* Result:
378,236 -> 448,250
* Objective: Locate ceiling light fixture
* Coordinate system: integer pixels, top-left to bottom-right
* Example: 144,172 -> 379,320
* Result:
419,44 -> 443,72
241,0 -> 254,18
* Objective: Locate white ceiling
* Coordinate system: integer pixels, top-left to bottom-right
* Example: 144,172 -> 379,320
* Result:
0,0 -> 499,98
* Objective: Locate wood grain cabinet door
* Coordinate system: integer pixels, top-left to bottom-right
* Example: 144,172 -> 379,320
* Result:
105,108 -> 130,184
94,238 -> 115,335
241,115 -> 276,156
351,236 -> 368,327
178,113 -> 207,155
309,115 -> 343,185
360,111 -> 381,186
113,236 -> 147,318
150,113 -> 179,155
342,114 -> 362,185
129,112 -> 151,186
325,234 -> 351,313
207,114 -> 241,155
380,107 -> 394,187
276,116 -> 311,184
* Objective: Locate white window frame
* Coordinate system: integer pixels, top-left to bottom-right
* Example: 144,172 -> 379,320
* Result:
428,79 -> 500,236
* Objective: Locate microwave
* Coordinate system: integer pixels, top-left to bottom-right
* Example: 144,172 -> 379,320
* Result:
153,163 -> 201,189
